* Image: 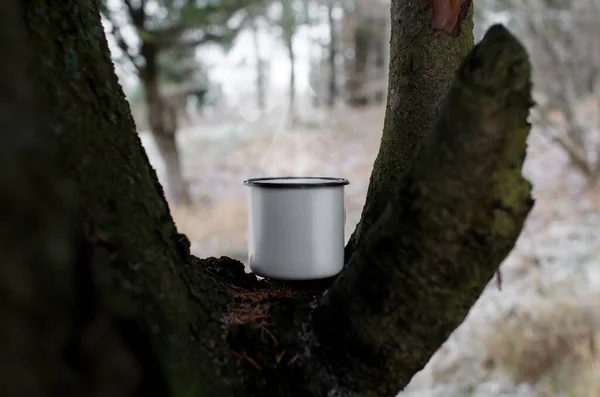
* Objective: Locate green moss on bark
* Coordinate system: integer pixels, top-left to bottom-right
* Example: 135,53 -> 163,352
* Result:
315,25 -> 534,396
346,0 -> 475,260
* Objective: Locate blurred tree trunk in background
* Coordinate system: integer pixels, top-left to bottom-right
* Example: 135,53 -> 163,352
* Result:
250,9 -> 267,112
371,17 -> 387,104
141,41 -> 191,205
346,24 -> 369,106
100,0 -> 252,204
107,1 -> 192,205
3,0 -> 535,396
326,0 -> 337,108
287,35 -> 297,119
341,0 -> 388,107
280,0 -> 298,122
478,0 -> 600,186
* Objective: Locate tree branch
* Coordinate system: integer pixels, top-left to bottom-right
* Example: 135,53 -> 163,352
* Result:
345,0 -> 475,260
313,25 -> 535,396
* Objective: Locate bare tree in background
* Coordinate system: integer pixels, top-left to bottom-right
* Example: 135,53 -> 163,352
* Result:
326,0 -> 338,107
269,0 -> 310,123
340,0 -> 388,107
249,4 -> 268,112
100,0 -> 253,204
479,0 -> 600,186
305,0 -> 340,109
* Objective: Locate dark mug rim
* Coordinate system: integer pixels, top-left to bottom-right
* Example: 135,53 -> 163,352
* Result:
243,176 -> 350,188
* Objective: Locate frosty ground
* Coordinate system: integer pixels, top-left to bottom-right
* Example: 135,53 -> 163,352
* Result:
141,104 -> 600,397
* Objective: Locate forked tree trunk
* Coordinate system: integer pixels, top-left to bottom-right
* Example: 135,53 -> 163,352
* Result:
3,0 -> 534,396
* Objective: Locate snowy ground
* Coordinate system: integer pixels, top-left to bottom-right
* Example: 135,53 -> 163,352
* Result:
140,104 -> 600,397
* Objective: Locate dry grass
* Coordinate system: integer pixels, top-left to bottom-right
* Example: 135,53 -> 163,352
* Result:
482,295 -> 600,396
170,198 -> 249,258
171,198 -> 247,240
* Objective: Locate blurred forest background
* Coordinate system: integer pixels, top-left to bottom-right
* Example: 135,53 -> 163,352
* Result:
100,0 -> 600,395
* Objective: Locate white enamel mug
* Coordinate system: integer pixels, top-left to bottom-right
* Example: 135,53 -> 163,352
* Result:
243,177 -> 349,280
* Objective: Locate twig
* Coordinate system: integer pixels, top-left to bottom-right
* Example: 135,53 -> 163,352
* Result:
287,353 -> 300,366
275,350 -> 286,364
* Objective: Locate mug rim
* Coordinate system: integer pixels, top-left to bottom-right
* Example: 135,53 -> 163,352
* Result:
243,176 -> 349,188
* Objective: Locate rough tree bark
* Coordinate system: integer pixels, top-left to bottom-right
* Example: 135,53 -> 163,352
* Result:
2,1 -> 534,397
345,0 -> 474,259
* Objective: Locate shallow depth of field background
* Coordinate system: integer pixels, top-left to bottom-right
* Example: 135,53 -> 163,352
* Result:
103,1 -> 600,396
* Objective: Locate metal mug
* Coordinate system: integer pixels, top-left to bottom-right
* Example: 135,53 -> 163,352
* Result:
243,177 -> 349,280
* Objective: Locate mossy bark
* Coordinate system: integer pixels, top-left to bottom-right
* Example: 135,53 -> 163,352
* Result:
2,1 -> 533,397
314,25 -> 534,396
345,0 -> 475,260
19,0 -> 237,395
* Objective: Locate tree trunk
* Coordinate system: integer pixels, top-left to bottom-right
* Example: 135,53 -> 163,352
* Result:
327,0 -> 337,108
315,26 -> 535,394
4,1 -> 534,397
286,36 -> 296,123
346,24 -> 370,106
345,0 -> 475,259
250,14 -> 266,112
141,42 -> 191,205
